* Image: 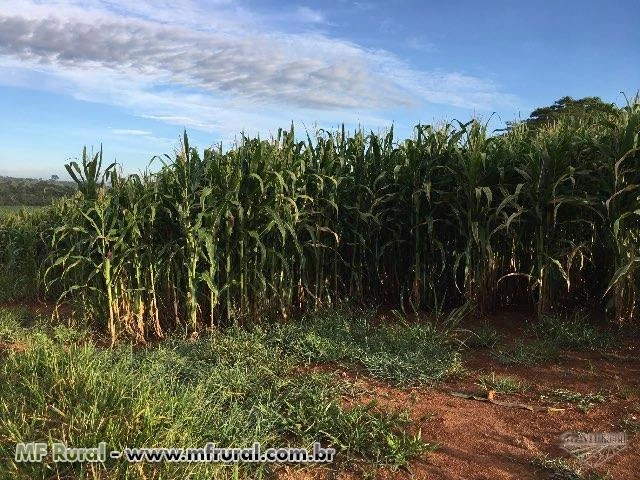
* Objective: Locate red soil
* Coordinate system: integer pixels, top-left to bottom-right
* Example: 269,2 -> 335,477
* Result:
283,312 -> 640,479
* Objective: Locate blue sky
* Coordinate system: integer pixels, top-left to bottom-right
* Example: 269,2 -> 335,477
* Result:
0,0 -> 638,179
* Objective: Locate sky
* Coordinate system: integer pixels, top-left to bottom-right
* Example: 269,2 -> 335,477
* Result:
0,0 -> 638,179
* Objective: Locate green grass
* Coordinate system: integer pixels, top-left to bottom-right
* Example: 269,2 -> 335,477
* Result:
476,372 -> 527,394
493,339 -> 559,366
540,388 -> 607,412
0,307 -> 436,479
0,307 -> 32,343
269,308 -> 464,386
489,310 -> 615,367
466,324 -> 501,349
532,311 -> 613,351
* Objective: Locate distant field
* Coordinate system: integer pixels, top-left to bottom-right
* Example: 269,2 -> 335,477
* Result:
0,205 -> 42,215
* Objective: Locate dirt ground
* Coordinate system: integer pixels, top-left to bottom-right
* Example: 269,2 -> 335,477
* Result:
284,312 -> 640,480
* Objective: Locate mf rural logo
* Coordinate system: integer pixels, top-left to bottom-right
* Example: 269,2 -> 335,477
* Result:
559,431 -> 628,466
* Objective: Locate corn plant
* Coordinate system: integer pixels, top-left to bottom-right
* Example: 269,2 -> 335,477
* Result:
597,99 -> 640,322
0,98 -> 630,342
64,146 -> 115,200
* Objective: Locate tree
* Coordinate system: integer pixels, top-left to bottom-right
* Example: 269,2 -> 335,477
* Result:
521,96 -> 620,130
50,174 -> 59,181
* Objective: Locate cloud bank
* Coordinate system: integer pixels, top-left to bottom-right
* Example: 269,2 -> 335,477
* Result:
0,0 -> 517,137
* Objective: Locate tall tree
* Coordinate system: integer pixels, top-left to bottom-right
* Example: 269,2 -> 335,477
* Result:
522,96 -> 620,130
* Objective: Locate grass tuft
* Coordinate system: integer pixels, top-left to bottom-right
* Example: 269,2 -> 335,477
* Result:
476,372 -> 527,394
270,309 -> 464,386
493,339 -> 559,366
466,324 -> 501,349
540,388 -> 607,412
531,455 -> 611,480
533,311 -> 613,351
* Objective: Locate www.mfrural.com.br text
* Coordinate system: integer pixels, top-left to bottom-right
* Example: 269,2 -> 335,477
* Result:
15,442 -> 335,463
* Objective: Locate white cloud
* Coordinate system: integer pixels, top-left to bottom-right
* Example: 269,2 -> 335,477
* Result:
110,129 -> 153,136
0,0 -> 517,138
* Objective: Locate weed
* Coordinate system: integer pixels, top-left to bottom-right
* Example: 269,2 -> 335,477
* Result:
620,414 -> 640,433
533,311 -> 613,351
466,325 -> 500,349
476,372 -> 527,394
0,307 -> 31,343
540,388 -> 607,412
270,308 -> 464,386
531,455 -> 611,480
616,384 -> 639,400
493,339 -> 559,366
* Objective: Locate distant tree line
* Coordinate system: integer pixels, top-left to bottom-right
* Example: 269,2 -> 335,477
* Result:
0,176 -> 77,206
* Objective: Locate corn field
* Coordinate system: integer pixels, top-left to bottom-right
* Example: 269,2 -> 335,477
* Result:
1,100 -> 639,343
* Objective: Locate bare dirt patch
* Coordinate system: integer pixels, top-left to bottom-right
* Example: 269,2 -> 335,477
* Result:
291,312 -> 640,479
0,339 -> 27,354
